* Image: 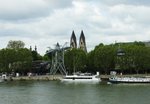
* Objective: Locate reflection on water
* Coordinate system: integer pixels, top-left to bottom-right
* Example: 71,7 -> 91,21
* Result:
0,81 -> 150,104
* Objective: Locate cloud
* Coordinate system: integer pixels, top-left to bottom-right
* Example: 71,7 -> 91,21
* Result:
0,0 -> 47,21
0,0 -> 73,21
98,0 -> 150,6
0,0 -> 150,55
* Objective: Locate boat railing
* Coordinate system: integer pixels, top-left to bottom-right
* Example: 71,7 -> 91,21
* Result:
73,72 -> 93,76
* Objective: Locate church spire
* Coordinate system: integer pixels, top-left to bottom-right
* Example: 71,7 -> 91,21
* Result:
30,46 -> 32,51
35,45 -> 37,52
70,30 -> 77,49
79,30 -> 87,52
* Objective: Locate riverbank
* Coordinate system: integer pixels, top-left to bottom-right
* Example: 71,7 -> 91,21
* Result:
11,75 -> 63,81
7,74 -> 150,81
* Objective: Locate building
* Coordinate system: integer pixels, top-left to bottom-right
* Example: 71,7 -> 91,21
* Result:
70,30 -> 87,52
143,41 -> 150,47
79,30 -> 87,52
70,30 -> 77,48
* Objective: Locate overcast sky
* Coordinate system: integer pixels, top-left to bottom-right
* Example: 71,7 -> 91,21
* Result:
0,0 -> 150,55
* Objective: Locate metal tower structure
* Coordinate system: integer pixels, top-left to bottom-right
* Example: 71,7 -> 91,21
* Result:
47,42 -> 70,75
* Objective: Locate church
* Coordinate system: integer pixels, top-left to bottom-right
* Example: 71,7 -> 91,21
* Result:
70,30 -> 87,52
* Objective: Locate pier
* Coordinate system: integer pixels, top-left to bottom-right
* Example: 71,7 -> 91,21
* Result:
11,75 -> 63,81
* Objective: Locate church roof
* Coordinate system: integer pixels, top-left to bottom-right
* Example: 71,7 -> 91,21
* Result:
79,30 -> 86,44
70,30 -> 77,46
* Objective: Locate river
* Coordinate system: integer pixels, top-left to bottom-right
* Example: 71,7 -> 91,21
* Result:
0,81 -> 150,104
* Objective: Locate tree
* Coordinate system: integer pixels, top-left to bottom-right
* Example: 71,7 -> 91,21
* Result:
65,49 -> 87,74
94,45 -> 115,74
0,48 -> 17,72
115,43 -> 150,74
7,40 -> 25,49
0,48 -> 32,74
42,54 -> 50,61
16,48 -> 32,73
87,50 -> 96,72
31,50 -> 42,61
132,46 -> 149,74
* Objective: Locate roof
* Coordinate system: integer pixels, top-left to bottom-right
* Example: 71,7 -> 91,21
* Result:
70,30 -> 77,47
79,30 -> 86,44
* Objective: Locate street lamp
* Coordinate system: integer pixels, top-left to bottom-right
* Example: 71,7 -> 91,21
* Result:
117,48 -> 125,56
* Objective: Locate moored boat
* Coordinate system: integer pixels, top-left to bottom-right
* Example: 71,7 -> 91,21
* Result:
0,77 -> 3,82
61,72 -> 101,83
109,76 -> 150,84
0,74 -> 7,82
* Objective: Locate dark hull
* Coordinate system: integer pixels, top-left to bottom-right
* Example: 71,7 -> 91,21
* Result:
109,80 -> 150,84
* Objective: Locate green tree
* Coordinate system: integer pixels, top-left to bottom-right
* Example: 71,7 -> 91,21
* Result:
87,50 -> 96,72
31,50 -> 42,61
0,40 -> 32,74
115,43 -> 150,74
94,45 -> 115,74
65,49 -> 87,74
132,46 -> 148,74
0,48 -> 17,72
42,54 -> 50,61
13,48 -> 32,74
7,40 -> 25,49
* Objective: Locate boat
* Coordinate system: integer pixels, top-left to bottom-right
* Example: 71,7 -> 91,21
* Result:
0,74 -> 7,82
0,77 -> 3,82
109,76 -> 150,84
61,72 -> 101,83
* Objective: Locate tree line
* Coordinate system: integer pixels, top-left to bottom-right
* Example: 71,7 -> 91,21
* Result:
0,40 -> 150,75
0,40 -> 45,75
65,42 -> 150,74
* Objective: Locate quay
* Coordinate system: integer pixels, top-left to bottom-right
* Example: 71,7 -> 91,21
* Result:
100,75 -> 110,81
6,74 -> 150,81
11,75 -> 105,81
11,75 -> 106,81
11,75 -> 63,81
11,75 -> 108,81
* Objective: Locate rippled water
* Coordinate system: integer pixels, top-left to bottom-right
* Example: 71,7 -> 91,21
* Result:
0,81 -> 150,104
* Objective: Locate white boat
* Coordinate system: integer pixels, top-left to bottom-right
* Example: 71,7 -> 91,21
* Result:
0,77 -> 3,82
61,72 -> 101,83
109,76 -> 150,84
0,75 -> 6,82
0,74 -> 7,82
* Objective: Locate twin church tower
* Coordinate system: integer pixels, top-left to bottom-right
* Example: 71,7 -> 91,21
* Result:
70,30 -> 87,53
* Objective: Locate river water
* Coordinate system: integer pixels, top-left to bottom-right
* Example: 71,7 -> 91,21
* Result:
0,81 -> 150,104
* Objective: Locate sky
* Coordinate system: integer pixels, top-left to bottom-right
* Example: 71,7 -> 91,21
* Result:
0,0 -> 150,55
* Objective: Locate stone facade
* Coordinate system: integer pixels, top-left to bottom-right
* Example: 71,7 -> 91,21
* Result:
70,30 -> 87,52
70,30 -> 77,49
